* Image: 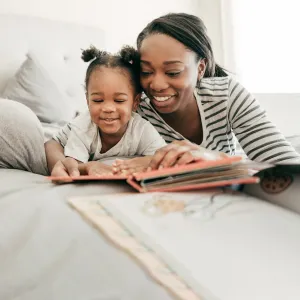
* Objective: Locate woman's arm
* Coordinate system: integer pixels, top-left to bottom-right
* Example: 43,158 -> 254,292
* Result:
228,78 -> 300,163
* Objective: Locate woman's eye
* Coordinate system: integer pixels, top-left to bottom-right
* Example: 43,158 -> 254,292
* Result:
141,71 -> 152,76
166,71 -> 181,77
115,99 -> 126,103
92,99 -> 103,103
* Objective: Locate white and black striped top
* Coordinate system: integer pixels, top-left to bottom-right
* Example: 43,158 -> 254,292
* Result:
137,77 -> 300,163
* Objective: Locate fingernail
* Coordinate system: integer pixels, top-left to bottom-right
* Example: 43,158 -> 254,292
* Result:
158,165 -> 164,170
147,167 -> 152,172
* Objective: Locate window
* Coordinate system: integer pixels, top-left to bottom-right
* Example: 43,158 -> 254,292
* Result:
226,0 -> 300,92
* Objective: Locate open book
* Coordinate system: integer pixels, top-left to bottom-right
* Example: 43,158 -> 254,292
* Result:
49,156 -> 276,192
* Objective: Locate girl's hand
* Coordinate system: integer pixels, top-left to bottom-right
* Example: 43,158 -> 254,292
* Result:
51,157 -> 80,177
83,161 -> 113,176
148,140 -> 228,170
112,156 -> 153,175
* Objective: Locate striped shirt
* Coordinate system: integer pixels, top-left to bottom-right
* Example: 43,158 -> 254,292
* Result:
137,77 -> 300,164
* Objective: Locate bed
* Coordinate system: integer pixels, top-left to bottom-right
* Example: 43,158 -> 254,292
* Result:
1,14 -> 300,300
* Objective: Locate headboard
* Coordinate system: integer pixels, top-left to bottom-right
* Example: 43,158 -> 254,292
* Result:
0,14 -> 105,111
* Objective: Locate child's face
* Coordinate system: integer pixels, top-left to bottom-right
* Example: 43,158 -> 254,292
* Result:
87,67 -> 139,137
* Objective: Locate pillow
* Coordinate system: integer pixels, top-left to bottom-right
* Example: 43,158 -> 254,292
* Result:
286,135 -> 300,153
1,53 -> 75,124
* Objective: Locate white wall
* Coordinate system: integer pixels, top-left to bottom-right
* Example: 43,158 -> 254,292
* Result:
0,0 -> 224,64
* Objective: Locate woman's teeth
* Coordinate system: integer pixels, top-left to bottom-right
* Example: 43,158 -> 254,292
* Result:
153,95 -> 174,102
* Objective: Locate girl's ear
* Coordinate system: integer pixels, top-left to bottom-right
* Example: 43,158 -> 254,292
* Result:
197,58 -> 207,81
132,93 -> 141,111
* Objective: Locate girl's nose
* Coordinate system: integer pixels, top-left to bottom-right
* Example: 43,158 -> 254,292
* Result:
102,103 -> 116,112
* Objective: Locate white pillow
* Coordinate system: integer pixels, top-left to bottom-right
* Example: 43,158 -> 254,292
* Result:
1,53 -> 75,124
286,135 -> 300,153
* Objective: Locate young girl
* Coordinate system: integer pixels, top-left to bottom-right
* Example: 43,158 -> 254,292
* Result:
45,46 -> 166,177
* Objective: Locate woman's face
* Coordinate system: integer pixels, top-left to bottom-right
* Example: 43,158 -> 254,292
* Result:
139,34 -> 205,114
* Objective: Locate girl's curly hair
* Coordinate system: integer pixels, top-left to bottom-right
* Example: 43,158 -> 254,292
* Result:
81,45 -> 141,93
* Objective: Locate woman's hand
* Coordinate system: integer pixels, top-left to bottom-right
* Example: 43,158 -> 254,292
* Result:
148,140 -> 227,170
51,157 -> 80,177
112,156 -> 153,175
83,161 -> 113,176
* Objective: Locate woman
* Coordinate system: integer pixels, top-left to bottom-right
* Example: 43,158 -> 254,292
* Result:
0,13 -> 298,176
112,12 -> 299,174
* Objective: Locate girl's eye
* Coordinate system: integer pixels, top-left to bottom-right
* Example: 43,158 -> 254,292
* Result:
115,99 -> 126,103
92,99 -> 103,103
141,71 -> 153,76
166,71 -> 181,77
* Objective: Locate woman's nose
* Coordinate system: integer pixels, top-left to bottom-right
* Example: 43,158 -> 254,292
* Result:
150,74 -> 169,92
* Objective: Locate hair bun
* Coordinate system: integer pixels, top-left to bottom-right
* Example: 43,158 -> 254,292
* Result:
119,45 -> 139,64
81,45 -> 108,62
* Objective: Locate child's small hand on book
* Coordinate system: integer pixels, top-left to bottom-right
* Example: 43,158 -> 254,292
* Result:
112,156 -> 153,175
51,157 -> 80,177
83,161 -> 113,176
50,158 -> 113,177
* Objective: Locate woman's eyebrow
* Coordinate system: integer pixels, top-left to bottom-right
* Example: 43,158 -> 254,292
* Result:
163,60 -> 184,65
141,60 -> 184,65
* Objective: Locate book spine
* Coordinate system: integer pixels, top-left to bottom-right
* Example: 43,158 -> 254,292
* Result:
126,177 -> 145,193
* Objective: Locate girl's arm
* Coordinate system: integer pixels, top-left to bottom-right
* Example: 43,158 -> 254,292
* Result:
45,139 -> 80,176
45,139 -> 66,173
